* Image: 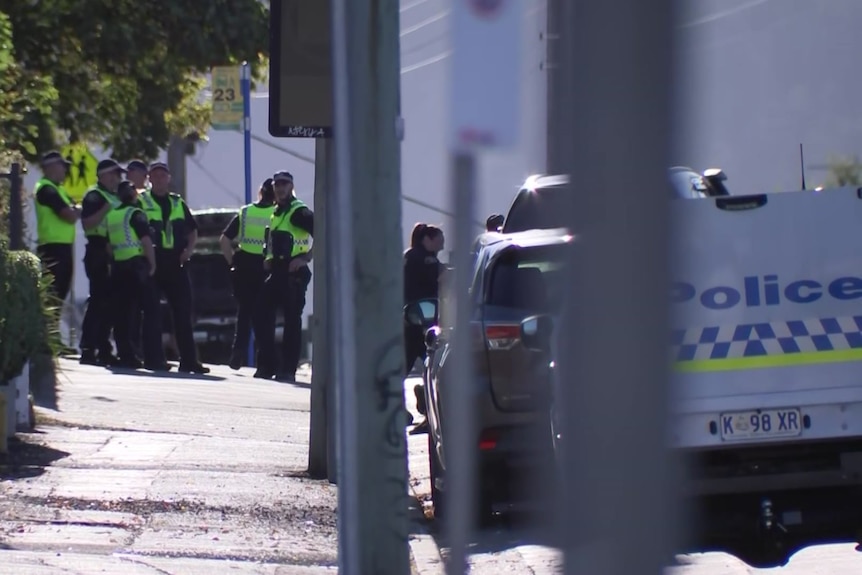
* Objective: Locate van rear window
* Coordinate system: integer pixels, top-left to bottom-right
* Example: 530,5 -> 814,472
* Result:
485,245 -> 569,312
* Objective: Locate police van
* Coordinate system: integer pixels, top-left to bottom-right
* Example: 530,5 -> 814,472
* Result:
509,174 -> 862,564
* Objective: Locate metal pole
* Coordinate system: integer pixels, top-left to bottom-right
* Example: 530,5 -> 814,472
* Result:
167,136 -> 188,199
8,163 -> 23,250
558,1 -> 679,574
331,0 -> 361,567
332,0 -> 409,571
242,62 -> 253,205
309,137 -> 330,480
445,152 -> 478,575
241,61 -> 255,365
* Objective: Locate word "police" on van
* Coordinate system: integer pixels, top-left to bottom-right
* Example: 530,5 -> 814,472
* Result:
672,275 -> 862,310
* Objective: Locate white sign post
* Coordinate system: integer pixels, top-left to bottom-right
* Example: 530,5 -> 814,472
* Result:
446,1 -> 523,573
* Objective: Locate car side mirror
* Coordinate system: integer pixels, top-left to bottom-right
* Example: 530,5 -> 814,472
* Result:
425,326 -> 441,350
520,314 -> 553,352
404,298 -> 438,327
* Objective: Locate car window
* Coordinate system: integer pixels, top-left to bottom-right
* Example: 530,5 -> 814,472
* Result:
502,185 -> 571,233
485,244 -> 570,313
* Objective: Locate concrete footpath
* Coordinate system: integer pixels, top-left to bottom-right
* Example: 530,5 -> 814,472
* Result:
0,359 -> 339,574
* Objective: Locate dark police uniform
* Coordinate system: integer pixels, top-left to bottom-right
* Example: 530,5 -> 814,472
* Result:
254,195 -> 314,380
107,184 -> 165,369
78,161 -> 125,365
222,199 -> 275,369
33,173 -> 76,303
139,173 -> 209,374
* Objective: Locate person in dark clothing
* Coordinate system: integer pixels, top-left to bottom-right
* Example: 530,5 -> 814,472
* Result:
125,159 -> 151,359
254,170 -> 314,382
79,159 -> 125,366
139,162 -> 209,374
403,223 -> 446,433
33,152 -> 81,304
220,178 -> 276,369
107,180 -> 165,369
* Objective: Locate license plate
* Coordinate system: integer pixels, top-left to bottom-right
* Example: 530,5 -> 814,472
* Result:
719,408 -> 803,441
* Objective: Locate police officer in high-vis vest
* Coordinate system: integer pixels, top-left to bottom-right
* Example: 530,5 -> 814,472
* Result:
124,159 -> 150,361
219,178 -> 276,370
254,170 -> 314,381
139,162 -> 209,375
33,151 -> 81,304
79,159 -> 125,366
107,180 -> 166,370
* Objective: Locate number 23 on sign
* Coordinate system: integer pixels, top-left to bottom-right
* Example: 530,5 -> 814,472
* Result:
719,408 -> 803,441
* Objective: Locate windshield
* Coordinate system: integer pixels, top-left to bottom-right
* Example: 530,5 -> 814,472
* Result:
502,185 -> 572,233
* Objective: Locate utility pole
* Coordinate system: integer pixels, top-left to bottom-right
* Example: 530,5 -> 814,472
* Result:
558,1 -> 680,574
331,0 -> 409,572
167,135 -> 189,199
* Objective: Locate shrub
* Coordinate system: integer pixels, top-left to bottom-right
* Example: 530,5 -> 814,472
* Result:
0,241 -> 60,383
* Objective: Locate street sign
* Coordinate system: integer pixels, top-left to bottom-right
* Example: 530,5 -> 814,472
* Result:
211,66 -> 244,131
269,0 -> 333,138
450,0 -> 522,151
60,143 -> 97,203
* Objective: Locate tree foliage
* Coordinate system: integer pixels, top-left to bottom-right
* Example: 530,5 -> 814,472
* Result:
825,155 -> 862,188
0,1 -> 269,162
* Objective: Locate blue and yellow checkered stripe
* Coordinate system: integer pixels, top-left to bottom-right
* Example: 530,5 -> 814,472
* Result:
672,315 -> 862,372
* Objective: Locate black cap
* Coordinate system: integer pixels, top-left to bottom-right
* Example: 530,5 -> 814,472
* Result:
148,161 -> 170,173
96,159 -> 126,176
273,171 -> 294,183
126,159 -> 147,172
40,151 -> 71,168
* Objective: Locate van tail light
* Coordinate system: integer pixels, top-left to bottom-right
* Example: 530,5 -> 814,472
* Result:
479,428 -> 500,451
484,324 -> 520,350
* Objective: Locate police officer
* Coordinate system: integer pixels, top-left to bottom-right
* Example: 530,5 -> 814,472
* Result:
254,171 -> 314,381
219,178 -> 276,370
79,159 -> 125,366
124,159 -> 150,360
107,180 -> 166,370
33,151 -> 81,304
139,162 -> 209,374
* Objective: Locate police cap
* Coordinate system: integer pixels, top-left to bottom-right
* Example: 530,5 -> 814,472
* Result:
126,159 -> 148,172
273,171 -> 293,183
40,151 -> 72,168
96,159 -> 126,176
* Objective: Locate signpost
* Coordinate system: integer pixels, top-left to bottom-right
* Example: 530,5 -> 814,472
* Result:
269,0 -> 336,487
447,1 -> 522,572
60,143 -> 97,204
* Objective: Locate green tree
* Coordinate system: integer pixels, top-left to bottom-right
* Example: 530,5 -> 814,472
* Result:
0,1 -> 269,161
825,155 -> 862,187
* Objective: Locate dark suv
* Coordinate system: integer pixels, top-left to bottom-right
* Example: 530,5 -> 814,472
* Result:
408,228 -> 573,520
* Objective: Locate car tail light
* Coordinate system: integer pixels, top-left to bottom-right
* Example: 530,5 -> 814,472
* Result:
484,324 -> 520,350
479,428 -> 500,451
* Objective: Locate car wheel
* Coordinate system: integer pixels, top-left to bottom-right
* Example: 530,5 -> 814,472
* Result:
428,432 -> 446,519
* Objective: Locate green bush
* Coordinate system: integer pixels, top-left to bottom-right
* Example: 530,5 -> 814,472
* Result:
0,240 -> 60,383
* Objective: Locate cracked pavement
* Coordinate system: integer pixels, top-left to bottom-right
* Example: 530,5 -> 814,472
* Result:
0,359 -> 338,574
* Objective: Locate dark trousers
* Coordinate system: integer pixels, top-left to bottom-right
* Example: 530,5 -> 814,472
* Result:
230,252 -> 266,363
113,258 -> 164,365
79,242 -> 114,355
404,324 -> 427,374
254,265 -> 311,377
154,264 -> 198,367
36,243 -> 73,303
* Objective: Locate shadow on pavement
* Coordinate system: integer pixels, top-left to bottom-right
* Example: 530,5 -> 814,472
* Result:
0,435 -> 70,480
106,366 -> 226,382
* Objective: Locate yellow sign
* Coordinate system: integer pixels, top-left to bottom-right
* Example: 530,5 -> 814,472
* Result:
211,66 -> 244,130
60,143 -> 98,202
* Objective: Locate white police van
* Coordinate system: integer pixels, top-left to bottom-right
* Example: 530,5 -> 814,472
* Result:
671,188 -> 862,562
